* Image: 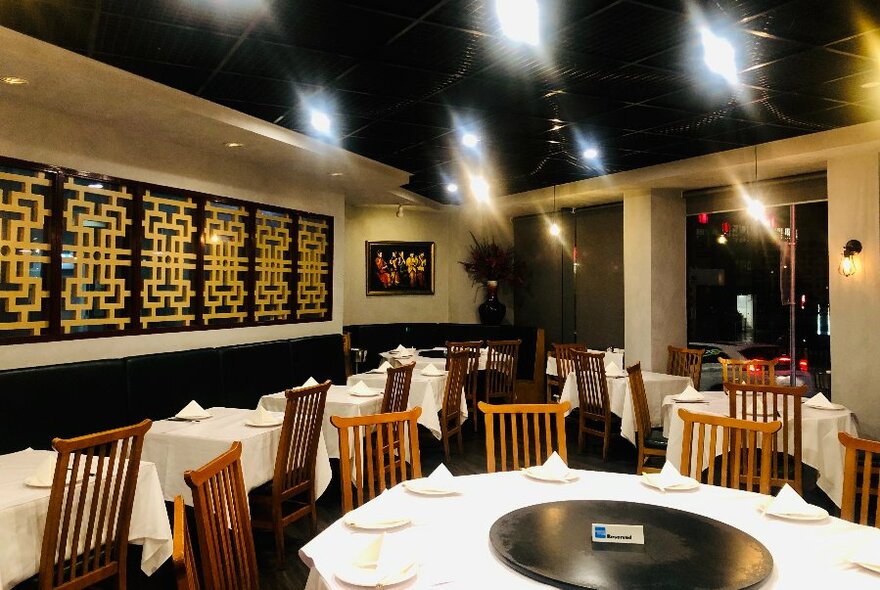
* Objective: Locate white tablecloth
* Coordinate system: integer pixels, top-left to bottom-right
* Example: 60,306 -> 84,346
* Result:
259,385 -> 383,459
661,391 -> 859,507
300,469 -> 880,589
560,370 -> 691,444
545,349 -> 624,377
141,407 -> 331,505
0,449 -> 172,590
346,372 -> 467,439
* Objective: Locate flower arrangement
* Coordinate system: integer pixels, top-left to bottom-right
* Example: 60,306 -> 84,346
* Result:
459,233 -> 524,286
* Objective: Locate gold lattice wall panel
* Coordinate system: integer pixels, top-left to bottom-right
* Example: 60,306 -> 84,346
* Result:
255,209 -> 292,321
296,215 -> 330,320
204,201 -> 249,324
0,168 -> 52,336
142,190 -> 197,327
61,180 -> 133,333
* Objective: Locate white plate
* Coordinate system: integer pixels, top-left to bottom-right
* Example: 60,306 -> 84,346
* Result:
671,397 -> 709,403
335,562 -> 417,587
420,371 -> 447,377
804,402 -> 846,411
758,498 -> 829,521
852,561 -> 880,575
402,479 -> 461,496
640,474 -> 700,491
522,466 -> 579,483
244,419 -> 282,427
343,516 -> 412,531
349,389 -> 383,398
174,414 -> 212,421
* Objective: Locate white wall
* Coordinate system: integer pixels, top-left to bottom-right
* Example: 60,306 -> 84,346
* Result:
827,152 -> 880,438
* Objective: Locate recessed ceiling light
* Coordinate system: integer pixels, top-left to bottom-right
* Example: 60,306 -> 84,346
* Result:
446,183 -> 459,193
547,140 -> 561,144
861,81 -> 880,89
543,91 -> 564,98
582,147 -> 600,159
496,0 -> 540,46
469,174 -> 490,203
700,27 -> 738,85
461,132 -> 480,148
310,109 -> 332,134
224,142 -> 244,149
549,118 -> 564,123
329,172 -> 344,177
87,183 -> 104,189
550,124 -> 563,131
1,76 -> 28,86
549,222 -> 560,237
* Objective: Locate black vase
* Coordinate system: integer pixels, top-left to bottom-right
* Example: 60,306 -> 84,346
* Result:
478,280 -> 506,325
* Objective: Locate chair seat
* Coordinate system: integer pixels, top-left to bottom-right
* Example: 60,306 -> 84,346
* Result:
644,428 -> 668,450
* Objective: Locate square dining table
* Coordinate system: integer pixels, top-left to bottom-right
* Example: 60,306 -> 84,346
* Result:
141,407 -> 332,506
0,448 -> 172,590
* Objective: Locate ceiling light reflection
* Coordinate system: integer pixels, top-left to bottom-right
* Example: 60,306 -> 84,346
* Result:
310,109 -> 332,135
496,0 -> 540,46
469,175 -> 490,203
700,27 -> 738,85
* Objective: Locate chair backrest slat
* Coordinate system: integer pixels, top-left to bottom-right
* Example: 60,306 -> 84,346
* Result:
720,357 -> 776,385
173,495 -> 201,590
839,432 -> 880,527
485,339 -> 521,403
40,419 -> 151,590
553,343 -> 586,392
572,350 -> 610,419
443,350 -> 471,424
666,346 -> 705,389
479,402 -> 569,473
331,408 -> 423,513
275,382 -> 329,496
382,363 -> 415,413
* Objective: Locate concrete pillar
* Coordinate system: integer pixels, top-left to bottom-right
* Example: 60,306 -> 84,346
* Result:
827,152 -> 880,437
623,188 -> 686,371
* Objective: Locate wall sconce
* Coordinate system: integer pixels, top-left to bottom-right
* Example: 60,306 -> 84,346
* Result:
839,239 -> 862,277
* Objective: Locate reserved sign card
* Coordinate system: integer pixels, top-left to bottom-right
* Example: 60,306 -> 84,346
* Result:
591,523 -> 645,544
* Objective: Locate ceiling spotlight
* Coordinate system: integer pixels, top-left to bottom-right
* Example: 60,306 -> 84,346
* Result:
549,222 -> 560,237
550,124 -> 563,131
224,142 -> 244,149
396,204 -> 405,218
582,147 -> 599,159
446,183 -> 459,193
461,132 -> 480,148
700,27 -> 738,85
469,175 -> 490,203
329,171 -> 344,177
0,76 -> 28,85
496,0 -> 540,46
310,109 -> 332,134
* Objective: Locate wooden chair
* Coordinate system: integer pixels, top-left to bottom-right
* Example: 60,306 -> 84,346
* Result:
39,419 -> 151,590
331,407 -> 422,513
724,382 -> 806,493
666,345 -> 705,390
838,432 -> 880,527
679,408 -> 782,495
484,339 -> 521,404
572,349 -> 612,459
445,340 -> 482,430
381,362 -> 415,413
342,332 -> 353,378
440,350 -> 471,460
720,357 -> 776,385
627,362 -> 667,474
478,401 -> 570,473
547,343 -> 586,402
173,496 -> 201,590
250,381 -> 329,564
184,442 -> 259,590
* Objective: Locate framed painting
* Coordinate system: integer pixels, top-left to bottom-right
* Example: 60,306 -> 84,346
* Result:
366,241 -> 435,295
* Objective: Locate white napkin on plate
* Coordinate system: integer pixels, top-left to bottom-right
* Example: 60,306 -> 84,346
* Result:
421,363 -> 444,376
394,344 -> 407,352
176,400 -> 211,420
764,483 -> 826,518
24,453 -> 57,487
645,461 -> 694,491
344,503 -> 411,529
347,533 -> 416,584
805,392 -> 836,409
250,405 -> 278,425
605,361 -> 625,377
539,451 -> 570,480
350,380 -> 375,395
301,376 -> 319,388
677,385 -> 705,401
376,361 -> 392,373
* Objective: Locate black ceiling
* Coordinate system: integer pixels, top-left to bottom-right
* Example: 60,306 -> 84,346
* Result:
2,1 -> 880,203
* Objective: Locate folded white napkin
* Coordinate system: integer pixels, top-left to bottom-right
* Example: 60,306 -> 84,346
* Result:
394,344 -> 407,352
25,453 -> 57,487
301,376 -> 319,388
344,503 -> 411,529
677,385 -> 705,401
805,392 -> 836,409
540,451 -> 570,480
348,533 -> 415,584
176,400 -> 210,420
421,363 -> 444,376
350,380 -> 374,395
605,361 -> 625,376
250,405 -> 278,425
764,483 -> 826,518
376,361 -> 392,373
646,461 -> 693,491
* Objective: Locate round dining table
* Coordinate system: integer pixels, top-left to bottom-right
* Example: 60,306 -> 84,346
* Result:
299,469 -> 880,589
